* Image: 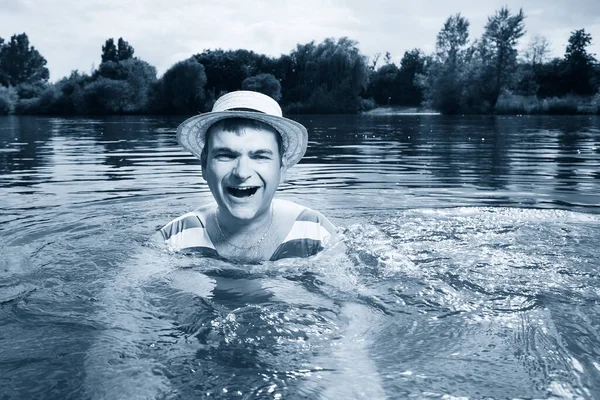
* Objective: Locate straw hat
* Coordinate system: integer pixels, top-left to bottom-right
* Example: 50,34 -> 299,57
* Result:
177,90 -> 308,167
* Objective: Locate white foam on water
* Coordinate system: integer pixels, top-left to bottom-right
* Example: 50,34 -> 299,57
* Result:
335,207 -> 600,398
77,206 -> 600,398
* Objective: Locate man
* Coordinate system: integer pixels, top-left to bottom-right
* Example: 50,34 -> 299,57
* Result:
158,90 -> 335,263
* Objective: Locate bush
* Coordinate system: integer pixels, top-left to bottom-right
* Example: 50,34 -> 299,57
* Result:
91,59 -> 157,113
359,97 -> 377,112
283,38 -> 369,114
152,57 -> 207,114
494,93 -> 598,115
593,92 -> 600,115
53,72 -> 88,114
15,82 -> 46,100
542,97 -> 579,115
0,93 -> 10,114
16,85 -> 61,114
14,97 -> 41,114
368,63 -> 400,105
0,86 -> 17,114
117,59 -> 157,112
242,73 -> 281,101
282,101 -> 307,114
83,77 -> 132,114
495,93 -> 541,114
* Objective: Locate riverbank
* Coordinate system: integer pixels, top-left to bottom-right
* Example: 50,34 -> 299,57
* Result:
495,94 -> 600,115
361,106 -> 440,116
362,94 -> 600,116
3,94 -> 599,117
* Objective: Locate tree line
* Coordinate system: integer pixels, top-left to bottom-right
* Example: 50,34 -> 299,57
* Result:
419,9 -> 599,114
0,7 -> 598,116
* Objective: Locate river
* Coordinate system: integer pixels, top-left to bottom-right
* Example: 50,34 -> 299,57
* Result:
1,114 -> 599,399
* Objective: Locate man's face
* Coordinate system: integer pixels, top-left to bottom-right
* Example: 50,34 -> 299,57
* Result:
202,125 -> 285,222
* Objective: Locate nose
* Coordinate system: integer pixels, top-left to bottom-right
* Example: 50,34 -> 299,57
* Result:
232,155 -> 252,180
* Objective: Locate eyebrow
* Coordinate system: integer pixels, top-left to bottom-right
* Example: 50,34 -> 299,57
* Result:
251,149 -> 275,156
210,146 -> 238,154
210,147 -> 275,156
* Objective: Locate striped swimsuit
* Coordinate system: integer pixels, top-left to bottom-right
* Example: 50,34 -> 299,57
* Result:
159,199 -> 335,261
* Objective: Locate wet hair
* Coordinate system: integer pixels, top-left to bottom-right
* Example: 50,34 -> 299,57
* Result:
200,118 -> 285,168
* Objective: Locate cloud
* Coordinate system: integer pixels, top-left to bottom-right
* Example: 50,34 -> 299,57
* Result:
0,0 -> 32,14
0,0 -> 598,80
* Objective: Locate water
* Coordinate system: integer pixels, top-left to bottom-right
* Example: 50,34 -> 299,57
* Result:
1,115 -> 599,399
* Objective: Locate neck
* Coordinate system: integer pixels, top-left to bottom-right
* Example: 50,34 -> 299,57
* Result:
216,203 -> 273,237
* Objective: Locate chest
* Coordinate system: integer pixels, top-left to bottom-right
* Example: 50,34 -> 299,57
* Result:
206,213 -> 297,262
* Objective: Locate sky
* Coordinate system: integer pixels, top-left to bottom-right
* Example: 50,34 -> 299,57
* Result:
1,0 -> 600,82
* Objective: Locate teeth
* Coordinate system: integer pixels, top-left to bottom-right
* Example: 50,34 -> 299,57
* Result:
228,186 -> 259,198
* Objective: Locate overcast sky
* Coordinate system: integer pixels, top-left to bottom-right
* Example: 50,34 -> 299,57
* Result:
1,0 -> 599,81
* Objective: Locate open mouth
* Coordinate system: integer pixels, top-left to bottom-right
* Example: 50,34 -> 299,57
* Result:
227,186 -> 260,198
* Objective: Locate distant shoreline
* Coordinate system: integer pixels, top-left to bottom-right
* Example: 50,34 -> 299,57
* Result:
361,93 -> 600,116
361,106 -> 441,116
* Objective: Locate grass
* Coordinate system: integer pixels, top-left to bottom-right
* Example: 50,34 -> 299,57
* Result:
495,93 -> 600,115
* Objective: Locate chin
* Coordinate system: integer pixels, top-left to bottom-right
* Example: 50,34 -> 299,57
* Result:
224,205 -> 263,221
229,211 -> 257,221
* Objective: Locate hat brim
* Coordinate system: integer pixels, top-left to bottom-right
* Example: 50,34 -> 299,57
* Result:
177,111 -> 308,167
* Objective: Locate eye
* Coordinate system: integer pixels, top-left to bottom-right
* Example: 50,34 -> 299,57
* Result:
214,153 -> 235,160
252,152 -> 273,160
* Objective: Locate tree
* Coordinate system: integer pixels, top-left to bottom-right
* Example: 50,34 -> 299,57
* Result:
84,77 -> 131,113
480,7 -> 526,108
195,49 -> 277,102
101,38 -> 118,63
422,14 -> 470,113
0,36 -> 4,84
563,29 -> 597,95
242,73 -> 281,101
117,38 -> 134,61
0,33 -> 49,88
436,13 -> 469,67
87,58 -> 156,113
368,63 -> 400,105
515,35 -> 551,97
369,49 -> 425,107
369,53 -> 381,71
383,52 -> 392,65
523,35 -> 551,67
397,49 -> 426,106
153,57 -> 207,113
92,37 -> 153,113
101,37 -> 135,63
284,37 -> 369,113
117,58 -> 156,111
565,29 -> 595,63
52,70 -> 89,114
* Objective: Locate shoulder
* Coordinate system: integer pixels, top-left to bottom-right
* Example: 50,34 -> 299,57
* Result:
285,207 -> 335,243
158,205 -> 217,254
270,199 -> 336,260
273,199 -> 335,236
160,203 -> 216,234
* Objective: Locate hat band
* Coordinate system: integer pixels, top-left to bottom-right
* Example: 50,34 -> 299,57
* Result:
227,107 -> 266,113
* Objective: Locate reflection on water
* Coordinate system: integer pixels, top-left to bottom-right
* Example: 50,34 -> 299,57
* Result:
1,115 -> 600,399
2,115 -> 599,211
